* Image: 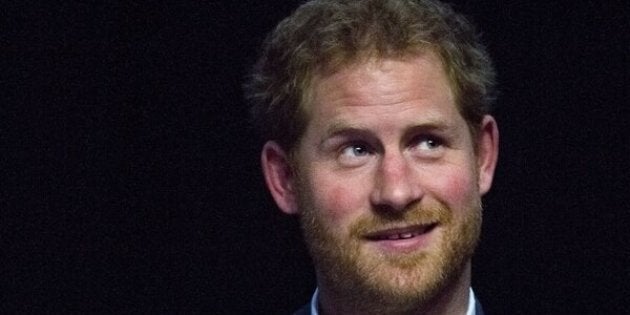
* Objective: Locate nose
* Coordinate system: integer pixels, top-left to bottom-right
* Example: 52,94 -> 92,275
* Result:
369,151 -> 423,212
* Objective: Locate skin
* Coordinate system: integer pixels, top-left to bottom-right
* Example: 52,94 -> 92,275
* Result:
261,52 -> 499,315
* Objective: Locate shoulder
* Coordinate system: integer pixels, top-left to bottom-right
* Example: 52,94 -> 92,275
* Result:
292,303 -> 311,315
475,298 -> 485,315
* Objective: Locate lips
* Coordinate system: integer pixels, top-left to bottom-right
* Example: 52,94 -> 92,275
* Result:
363,223 -> 438,241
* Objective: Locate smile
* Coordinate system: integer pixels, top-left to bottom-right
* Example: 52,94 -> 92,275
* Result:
363,223 -> 438,241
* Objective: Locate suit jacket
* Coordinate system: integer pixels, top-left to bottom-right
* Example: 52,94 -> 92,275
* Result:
292,298 -> 485,315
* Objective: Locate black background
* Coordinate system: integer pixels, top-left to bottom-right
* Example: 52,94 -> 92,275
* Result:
3,0 -> 628,313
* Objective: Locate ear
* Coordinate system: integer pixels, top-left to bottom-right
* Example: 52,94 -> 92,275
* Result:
261,141 -> 300,215
476,115 -> 499,195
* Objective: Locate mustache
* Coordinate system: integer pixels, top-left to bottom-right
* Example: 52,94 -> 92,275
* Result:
350,204 -> 451,237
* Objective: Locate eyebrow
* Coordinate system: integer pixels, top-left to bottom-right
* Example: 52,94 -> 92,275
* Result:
319,123 -> 373,147
405,121 -> 455,136
320,119 -> 456,145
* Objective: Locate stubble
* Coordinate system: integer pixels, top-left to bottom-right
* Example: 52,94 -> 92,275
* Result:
299,198 -> 482,315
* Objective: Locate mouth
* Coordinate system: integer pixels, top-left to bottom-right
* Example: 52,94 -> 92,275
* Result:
361,223 -> 439,252
363,223 -> 438,241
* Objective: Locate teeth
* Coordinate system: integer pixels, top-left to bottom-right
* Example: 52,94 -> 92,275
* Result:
371,224 -> 436,241
382,232 -> 416,240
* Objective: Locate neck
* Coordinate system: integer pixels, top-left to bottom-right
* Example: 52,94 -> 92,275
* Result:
317,262 -> 472,315
421,263 -> 471,315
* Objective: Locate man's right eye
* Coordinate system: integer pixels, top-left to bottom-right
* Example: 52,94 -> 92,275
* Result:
338,143 -> 372,167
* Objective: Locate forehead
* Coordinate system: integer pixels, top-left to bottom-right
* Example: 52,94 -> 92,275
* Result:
305,52 -> 456,119
290,52 -> 477,154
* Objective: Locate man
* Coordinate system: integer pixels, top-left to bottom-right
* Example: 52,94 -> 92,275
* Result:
245,0 -> 499,314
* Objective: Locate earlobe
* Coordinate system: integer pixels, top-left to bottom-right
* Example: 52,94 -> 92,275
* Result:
261,141 -> 300,215
477,115 -> 499,195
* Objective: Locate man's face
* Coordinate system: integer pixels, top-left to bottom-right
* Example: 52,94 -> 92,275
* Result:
262,52 -> 498,312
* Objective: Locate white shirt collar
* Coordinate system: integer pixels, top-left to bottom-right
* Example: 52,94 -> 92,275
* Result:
309,288 -> 319,315
466,288 -> 476,315
310,287 -> 476,315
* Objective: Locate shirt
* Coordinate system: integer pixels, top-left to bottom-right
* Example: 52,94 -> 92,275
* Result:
309,287 -> 477,315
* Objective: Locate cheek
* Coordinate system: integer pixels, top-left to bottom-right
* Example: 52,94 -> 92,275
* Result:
431,167 -> 478,209
310,175 -> 367,224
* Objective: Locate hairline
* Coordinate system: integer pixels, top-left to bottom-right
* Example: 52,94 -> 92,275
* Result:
290,47 -> 484,157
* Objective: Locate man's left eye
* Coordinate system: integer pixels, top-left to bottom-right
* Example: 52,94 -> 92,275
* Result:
415,136 -> 442,151
341,144 -> 370,157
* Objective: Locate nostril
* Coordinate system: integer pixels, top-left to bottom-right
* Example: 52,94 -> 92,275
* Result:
370,180 -> 423,213
370,154 -> 423,211
371,200 -> 421,217
372,204 -> 405,216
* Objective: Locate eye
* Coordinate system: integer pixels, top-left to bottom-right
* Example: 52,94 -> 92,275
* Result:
410,135 -> 445,156
417,137 -> 441,150
338,143 -> 373,167
341,144 -> 370,157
